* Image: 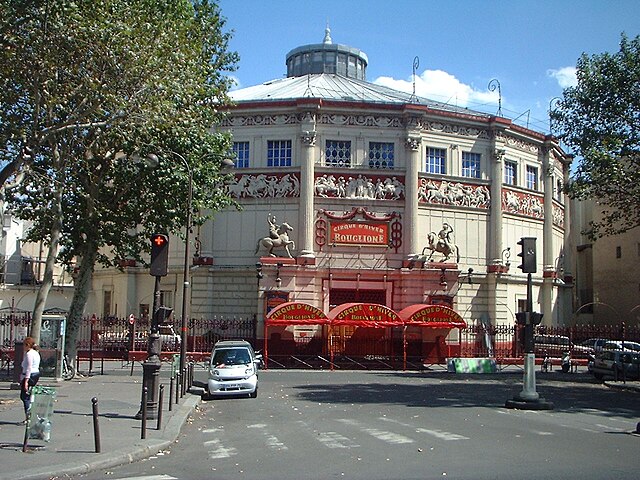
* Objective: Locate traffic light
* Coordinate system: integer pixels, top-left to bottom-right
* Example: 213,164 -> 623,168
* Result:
150,234 -> 169,276
516,237 -> 537,273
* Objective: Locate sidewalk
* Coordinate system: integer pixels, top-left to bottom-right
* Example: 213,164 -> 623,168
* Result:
0,361 -> 201,480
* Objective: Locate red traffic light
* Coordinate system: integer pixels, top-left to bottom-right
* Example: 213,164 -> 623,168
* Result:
150,234 -> 169,276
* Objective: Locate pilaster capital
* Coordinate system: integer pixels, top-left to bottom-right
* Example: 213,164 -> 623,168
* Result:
405,136 -> 422,151
493,148 -> 506,163
301,130 -> 316,146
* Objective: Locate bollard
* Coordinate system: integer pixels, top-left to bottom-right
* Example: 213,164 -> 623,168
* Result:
92,397 -> 101,453
189,362 -> 194,389
141,387 -> 147,440
157,384 -> 164,431
175,372 -> 181,404
169,376 -> 174,412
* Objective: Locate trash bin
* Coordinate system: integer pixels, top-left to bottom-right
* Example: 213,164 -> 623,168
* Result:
25,385 -> 57,445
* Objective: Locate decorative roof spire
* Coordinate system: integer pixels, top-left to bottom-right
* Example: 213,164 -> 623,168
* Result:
323,23 -> 332,44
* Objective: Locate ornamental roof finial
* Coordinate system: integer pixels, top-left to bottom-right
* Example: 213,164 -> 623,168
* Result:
323,22 -> 332,44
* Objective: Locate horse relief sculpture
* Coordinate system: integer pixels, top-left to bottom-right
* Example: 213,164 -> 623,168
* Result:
255,214 -> 296,258
421,223 -> 460,263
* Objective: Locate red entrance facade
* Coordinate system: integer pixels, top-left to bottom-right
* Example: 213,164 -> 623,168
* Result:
264,302 -> 466,370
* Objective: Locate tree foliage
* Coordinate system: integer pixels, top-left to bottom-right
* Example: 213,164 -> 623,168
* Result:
552,34 -> 640,238
0,0 -> 238,350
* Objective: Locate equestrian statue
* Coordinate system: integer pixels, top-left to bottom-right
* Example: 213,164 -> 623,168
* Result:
421,223 -> 460,263
255,214 -> 296,258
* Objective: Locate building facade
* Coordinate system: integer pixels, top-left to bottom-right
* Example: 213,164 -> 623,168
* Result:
88,31 -> 574,344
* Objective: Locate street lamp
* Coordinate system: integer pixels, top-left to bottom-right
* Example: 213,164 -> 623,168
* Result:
174,152 -> 235,378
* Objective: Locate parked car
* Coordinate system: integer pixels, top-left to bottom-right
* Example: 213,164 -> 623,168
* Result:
158,324 -> 181,351
592,349 -> 640,380
207,340 -> 261,398
579,338 -> 609,353
534,334 -> 572,357
601,340 -> 640,352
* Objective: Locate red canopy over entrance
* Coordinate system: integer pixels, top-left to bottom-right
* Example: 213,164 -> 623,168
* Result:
262,302 -> 465,369
328,303 -> 403,327
398,304 -> 466,329
266,301 -> 329,326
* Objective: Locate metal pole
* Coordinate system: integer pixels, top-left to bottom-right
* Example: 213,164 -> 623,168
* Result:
141,387 -> 147,439
178,153 -> 192,381
157,384 -> 164,431
92,397 -> 101,453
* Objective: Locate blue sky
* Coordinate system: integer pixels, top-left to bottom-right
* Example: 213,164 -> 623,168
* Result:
218,0 -> 639,134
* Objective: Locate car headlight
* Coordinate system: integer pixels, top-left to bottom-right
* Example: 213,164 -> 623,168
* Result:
211,369 -> 219,377
245,367 -> 254,376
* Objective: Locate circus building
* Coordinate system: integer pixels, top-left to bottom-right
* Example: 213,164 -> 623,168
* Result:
88,29 -> 574,365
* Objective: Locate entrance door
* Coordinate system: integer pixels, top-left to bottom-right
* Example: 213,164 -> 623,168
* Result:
328,288 -> 389,359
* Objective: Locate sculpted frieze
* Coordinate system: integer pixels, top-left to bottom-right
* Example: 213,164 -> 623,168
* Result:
495,132 -> 539,154
314,173 -> 405,200
425,122 -> 489,139
418,178 -> 490,209
228,173 -> 300,199
502,188 -> 544,219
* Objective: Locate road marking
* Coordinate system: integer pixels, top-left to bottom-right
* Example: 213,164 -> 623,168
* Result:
205,438 -> 237,459
337,418 -> 414,444
317,431 -> 361,449
380,417 -> 469,441
103,476 -> 177,480
248,423 -> 288,450
201,427 -> 224,433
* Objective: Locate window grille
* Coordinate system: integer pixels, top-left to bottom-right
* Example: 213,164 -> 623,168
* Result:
368,142 -> 394,169
325,140 -> 351,167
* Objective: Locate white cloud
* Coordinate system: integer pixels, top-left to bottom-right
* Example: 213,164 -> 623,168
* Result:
547,66 -> 577,89
373,69 -> 499,108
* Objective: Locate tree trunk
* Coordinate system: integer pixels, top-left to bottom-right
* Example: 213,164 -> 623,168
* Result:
30,169 -> 64,344
64,241 -> 98,363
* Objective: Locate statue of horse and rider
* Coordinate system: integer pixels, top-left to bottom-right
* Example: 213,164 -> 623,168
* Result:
255,214 -> 296,258
421,223 -> 460,263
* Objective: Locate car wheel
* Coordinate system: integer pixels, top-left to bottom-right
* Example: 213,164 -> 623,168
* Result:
593,372 -> 603,380
250,387 -> 258,398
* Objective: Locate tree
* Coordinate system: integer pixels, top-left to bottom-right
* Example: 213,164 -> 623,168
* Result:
551,34 -> 640,239
1,0 -> 238,355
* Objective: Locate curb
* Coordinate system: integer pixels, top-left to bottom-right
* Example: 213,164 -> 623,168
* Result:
11,394 -> 200,480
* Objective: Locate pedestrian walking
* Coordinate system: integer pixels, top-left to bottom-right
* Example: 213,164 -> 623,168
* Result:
20,336 -> 41,421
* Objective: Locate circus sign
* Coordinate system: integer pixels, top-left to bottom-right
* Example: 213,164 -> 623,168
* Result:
330,221 -> 389,246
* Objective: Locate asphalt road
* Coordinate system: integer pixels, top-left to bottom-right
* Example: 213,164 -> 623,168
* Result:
73,369 -> 639,480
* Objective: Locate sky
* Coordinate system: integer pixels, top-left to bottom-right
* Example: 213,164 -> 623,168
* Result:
218,0 -> 640,135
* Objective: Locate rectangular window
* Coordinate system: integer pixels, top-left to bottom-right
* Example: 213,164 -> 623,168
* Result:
426,147 -> 446,174
267,140 -> 292,167
325,140 -> 351,167
462,152 -> 481,178
232,141 -> 250,169
368,142 -> 394,169
556,179 -> 563,200
103,291 -> 112,318
526,165 -> 538,190
504,161 -> 517,185
160,290 -> 174,309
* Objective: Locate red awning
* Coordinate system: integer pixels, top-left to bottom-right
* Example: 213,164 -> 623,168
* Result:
398,304 -> 466,329
266,302 -> 329,326
328,303 -> 403,327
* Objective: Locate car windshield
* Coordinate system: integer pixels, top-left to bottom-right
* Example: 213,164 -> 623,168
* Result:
212,348 -> 251,366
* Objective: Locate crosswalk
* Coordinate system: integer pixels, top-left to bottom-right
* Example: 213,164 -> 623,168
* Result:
203,416 -> 469,460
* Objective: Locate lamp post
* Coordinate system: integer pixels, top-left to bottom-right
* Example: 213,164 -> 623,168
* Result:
175,153 -> 235,377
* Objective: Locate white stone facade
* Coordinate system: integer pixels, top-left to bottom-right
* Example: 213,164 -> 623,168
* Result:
88,36 -> 573,339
